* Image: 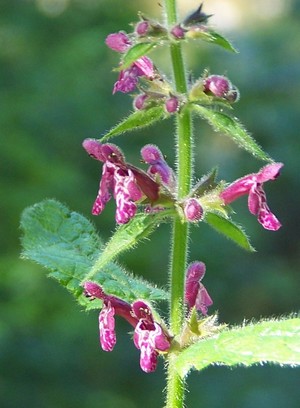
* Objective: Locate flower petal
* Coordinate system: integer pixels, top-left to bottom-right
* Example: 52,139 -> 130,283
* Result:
256,162 -> 283,183
99,302 -> 116,352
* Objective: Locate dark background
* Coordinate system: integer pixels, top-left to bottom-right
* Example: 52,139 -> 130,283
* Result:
1,0 -> 299,407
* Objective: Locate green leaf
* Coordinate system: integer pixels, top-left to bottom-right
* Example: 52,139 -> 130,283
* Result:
85,210 -> 174,281
187,29 -> 237,53
20,199 -> 169,309
175,317 -> 300,377
120,42 -> 157,70
192,105 -> 272,162
100,106 -> 166,142
205,212 -> 255,251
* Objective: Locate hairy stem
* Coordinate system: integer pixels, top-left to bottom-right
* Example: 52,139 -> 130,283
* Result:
164,0 -> 193,407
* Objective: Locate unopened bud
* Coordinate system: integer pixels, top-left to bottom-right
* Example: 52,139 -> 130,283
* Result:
105,32 -> 131,53
165,96 -> 179,113
184,198 -> 203,222
203,75 -> 230,98
136,21 -> 150,36
134,94 -> 149,110
203,75 -> 240,103
170,24 -> 185,39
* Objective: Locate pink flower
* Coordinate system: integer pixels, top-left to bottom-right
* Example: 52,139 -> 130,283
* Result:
83,139 -> 159,224
113,56 -> 154,94
220,162 -> 283,231
132,301 -> 170,373
105,32 -> 154,93
83,283 -> 170,373
185,261 -> 213,315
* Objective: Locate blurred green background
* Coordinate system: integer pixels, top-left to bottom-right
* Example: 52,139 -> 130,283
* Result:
1,0 -> 299,407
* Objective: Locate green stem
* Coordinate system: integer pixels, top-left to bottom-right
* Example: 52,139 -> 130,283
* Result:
164,1 -> 193,407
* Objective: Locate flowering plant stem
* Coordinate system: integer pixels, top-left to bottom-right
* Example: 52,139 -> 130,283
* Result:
165,1 -> 192,406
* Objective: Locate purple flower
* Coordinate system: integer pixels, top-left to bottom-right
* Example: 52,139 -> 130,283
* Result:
105,32 -> 154,93
132,301 -> 170,373
141,144 -> 176,191
83,283 -> 170,373
83,282 -> 138,352
185,262 -> 213,315
112,57 -> 154,94
220,162 -> 283,231
83,139 -> 159,224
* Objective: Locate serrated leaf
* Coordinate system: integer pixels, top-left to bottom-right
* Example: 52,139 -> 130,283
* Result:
175,317 -> 300,377
120,42 -> 157,70
85,209 -> 174,281
205,212 -> 255,251
100,106 -> 166,142
20,199 -> 168,309
192,105 -> 272,162
186,29 -> 237,53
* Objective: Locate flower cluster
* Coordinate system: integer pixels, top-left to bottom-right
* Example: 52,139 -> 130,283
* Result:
83,139 -> 163,224
83,282 -> 171,373
105,32 -> 154,94
83,259 -> 212,372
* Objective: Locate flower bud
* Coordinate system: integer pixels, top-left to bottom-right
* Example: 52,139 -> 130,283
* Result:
105,32 -> 131,53
165,96 -> 179,113
133,93 -> 149,110
183,198 -> 203,222
170,24 -> 185,39
203,75 -> 230,98
136,20 -> 150,36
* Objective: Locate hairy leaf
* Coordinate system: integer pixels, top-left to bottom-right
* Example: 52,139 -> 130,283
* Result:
100,106 -> 166,142
85,209 -> 174,281
192,105 -> 272,162
20,200 -> 168,309
175,317 -> 300,377
120,42 -> 156,70
187,29 -> 237,53
205,212 -> 255,251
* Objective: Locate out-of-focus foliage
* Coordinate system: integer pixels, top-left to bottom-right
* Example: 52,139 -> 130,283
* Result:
1,1 -> 299,407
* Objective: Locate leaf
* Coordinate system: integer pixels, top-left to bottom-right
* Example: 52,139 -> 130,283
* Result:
85,209 -> 174,281
100,106 -> 166,142
186,29 -> 237,53
192,105 -> 272,162
120,42 -> 157,70
20,199 -> 169,309
205,212 -> 255,251
175,317 -> 300,377
190,167 -> 218,197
